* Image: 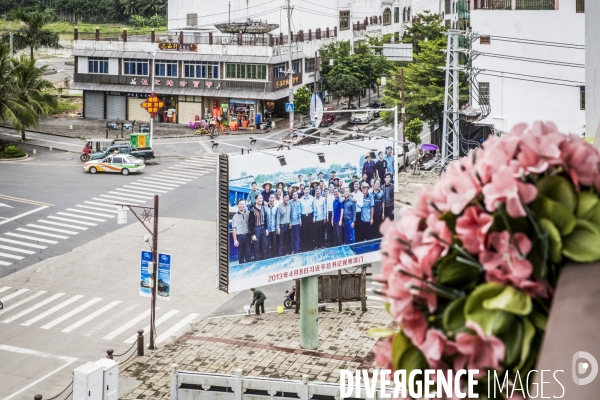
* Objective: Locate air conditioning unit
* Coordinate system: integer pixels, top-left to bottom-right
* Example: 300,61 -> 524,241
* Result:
222,37 -> 229,45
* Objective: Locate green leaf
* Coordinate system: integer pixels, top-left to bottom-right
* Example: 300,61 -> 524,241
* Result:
384,302 -> 391,316
516,318 -> 536,371
582,202 -> 600,226
529,310 -> 547,331
440,211 -> 458,233
562,219 -> 600,262
537,175 -> 577,213
539,218 -> 562,264
483,286 -> 532,316
367,327 -> 394,338
531,195 -> 577,236
443,297 -> 467,333
391,331 -> 412,371
437,254 -> 482,289
576,191 -> 600,219
397,345 -> 428,393
465,283 -> 515,336
500,320 -> 523,368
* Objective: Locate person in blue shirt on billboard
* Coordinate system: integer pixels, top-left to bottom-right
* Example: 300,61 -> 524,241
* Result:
359,182 -> 374,241
331,188 -> 344,246
299,186 -> 315,251
342,191 -> 356,244
249,195 -> 268,261
289,191 -> 302,254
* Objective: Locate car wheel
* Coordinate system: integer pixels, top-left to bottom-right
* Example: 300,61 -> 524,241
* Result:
90,166 -> 97,174
121,168 -> 130,176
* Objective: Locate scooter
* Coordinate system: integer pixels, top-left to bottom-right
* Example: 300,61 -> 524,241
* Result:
283,286 -> 296,309
261,119 -> 275,131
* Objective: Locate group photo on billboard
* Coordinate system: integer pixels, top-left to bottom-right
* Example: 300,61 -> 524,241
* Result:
225,139 -> 396,292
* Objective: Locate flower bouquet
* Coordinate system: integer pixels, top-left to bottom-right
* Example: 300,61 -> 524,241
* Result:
373,122 -> 600,398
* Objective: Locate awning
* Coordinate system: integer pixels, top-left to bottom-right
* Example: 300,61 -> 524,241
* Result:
71,82 -> 290,101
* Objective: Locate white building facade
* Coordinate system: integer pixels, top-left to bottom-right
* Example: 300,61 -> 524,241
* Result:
469,0 -> 585,135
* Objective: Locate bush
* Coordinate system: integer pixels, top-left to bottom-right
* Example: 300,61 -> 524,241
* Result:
0,144 -> 26,158
128,15 -> 147,28
148,15 -> 166,28
4,145 -> 19,155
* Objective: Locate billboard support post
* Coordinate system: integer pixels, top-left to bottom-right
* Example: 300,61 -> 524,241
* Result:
300,275 -> 319,350
394,105 -> 399,193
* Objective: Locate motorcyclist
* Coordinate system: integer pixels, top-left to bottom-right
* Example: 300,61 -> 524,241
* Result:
287,285 -> 296,301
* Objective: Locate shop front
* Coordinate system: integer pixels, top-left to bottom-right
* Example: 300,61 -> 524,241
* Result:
178,96 -> 203,125
229,99 -> 256,128
106,91 -> 127,120
127,93 -> 150,122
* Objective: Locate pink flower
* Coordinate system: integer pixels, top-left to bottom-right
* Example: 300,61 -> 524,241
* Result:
443,156 -> 482,215
398,305 -> 428,345
454,320 -> 505,373
455,206 -> 494,255
482,163 -> 537,217
418,329 -> 456,368
560,134 -> 600,190
475,135 -> 520,184
480,231 -> 533,280
373,337 -> 393,369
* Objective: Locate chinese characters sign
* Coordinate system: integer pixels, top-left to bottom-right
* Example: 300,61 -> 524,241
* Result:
273,73 -> 302,91
158,43 -> 198,52
140,92 -> 164,118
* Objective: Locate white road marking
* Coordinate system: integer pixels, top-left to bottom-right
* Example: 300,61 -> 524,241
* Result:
47,216 -> 96,226
3,293 -> 65,323
61,300 -> 121,333
198,140 -> 214,154
0,245 -> 35,254
0,260 -> 11,266
152,174 -> 193,182
57,212 -> 106,222
66,208 -> 115,218
139,177 -> 181,187
84,200 -> 123,208
76,205 -> 119,213
21,295 -> 83,326
155,313 -> 200,344
83,303 -> 139,337
174,165 -> 212,172
0,237 -> 47,248
26,224 -> 78,235
38,219 -> 88,230
0,291 -> 46,314
5,233 -> 58,244
0,286 -> 11,294
41,297 -> 103,329
183,159 -> 215,166
15,228 -> 68,239
0,251 -> 24,260
0,206 -> 49,226
102,308 -> 153,340
115,188 -> 161,196
0,288 -> 29,302
129,182 -> 174,191
163,169 -> 205,177
124,309 -> 179,343
99,194 -> 146,203
121,185 -> 167,194
107,191 -> 152,200
90,197 -> 138,206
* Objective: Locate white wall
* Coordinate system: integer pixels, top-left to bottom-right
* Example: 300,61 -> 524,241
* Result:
77,56 -> 88,73
586,1 -> 600,144
471,1 -> 585,135
108,58 -> 119,75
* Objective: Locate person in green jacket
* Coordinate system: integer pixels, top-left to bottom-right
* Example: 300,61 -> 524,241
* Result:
250,288 -> 267,315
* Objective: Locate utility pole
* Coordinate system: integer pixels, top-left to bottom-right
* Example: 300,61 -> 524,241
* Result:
286,0 -> 294,132
313,50 -> 318,126
401,68 -> 406,175
441,30 -> 460,164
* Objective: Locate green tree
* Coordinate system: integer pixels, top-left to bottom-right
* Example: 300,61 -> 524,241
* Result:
294,85 -> 311,125
326,74 -> 362,106
12,55 -> 57,140
8,8 -> 60,59
140,0 -> 166,17
402,10 -> 445,54
120,0 -> 139,17
405,118 -> 423,146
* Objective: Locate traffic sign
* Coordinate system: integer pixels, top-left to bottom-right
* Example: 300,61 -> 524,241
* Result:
140,250 -> 153,298
157,253 -> 172,301
285,103 -> 294,112
140,92 -> 164,118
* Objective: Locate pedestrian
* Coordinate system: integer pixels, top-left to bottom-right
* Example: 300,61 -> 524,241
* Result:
249,195 -> 268,261
350,174 -> 359,190
342,191 -> 356,244
375,151 -> 387,181
261,181 -> 275,202
231,199 -> 251,264
250,288 -> 266,315
313,189 -> 327,249
265,194 -> 279,258
362,153 -> 377,182
299,186 -> 315,251
246,182 -> 261,209
332,188 -> 344,246
384,146 -> 395,181
310,181 -> 320,197
371,179 -> 384,238
352,181 -> 364,240
277,193 -> 292,256
297,174 -> 305,187
359,183 -> 374,241
382,173 -> 394,220
290,191 -> 302,254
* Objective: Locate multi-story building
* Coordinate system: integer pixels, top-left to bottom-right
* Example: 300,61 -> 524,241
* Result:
71,0 -> 412,126
468,0 -> 585,135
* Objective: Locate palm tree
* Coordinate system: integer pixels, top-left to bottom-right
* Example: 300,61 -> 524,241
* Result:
12,54 -> 57,140
0,44 -> 38,141
10,8 -> 61,59
120,0 -> 139,17
140,0 -> 166,17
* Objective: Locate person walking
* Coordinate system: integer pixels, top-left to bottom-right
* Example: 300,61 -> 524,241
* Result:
231,199 -> 251,263
342,192 -> 356,244
359,183 -> 374,241
249,195 -> 268,261
371,179 -> 384,238
299,186 -> 315,251
264,194 -> 279,258
382,173 -> 394,220
290,191 -> 302,254
313,189 -> 327,249
332,188 -> 344,246
250,288 -> 266,315
277,193 -> 292,256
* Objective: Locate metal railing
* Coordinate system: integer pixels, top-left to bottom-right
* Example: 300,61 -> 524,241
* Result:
474,0 -> 511,10
516,0 -> 555,9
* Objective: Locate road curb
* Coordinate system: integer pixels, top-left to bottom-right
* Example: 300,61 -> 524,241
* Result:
0,153 -> 28,162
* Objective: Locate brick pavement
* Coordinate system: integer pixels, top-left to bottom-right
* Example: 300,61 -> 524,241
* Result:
395,170 -> 440,208
120,306 -> 392,399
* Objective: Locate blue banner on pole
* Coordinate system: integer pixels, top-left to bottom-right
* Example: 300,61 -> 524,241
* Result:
140,250 -> 153,298
157,253 -> 172,301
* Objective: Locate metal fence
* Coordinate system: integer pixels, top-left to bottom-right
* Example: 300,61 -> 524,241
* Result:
516,0 -> 555,9
475,0 -> 511,10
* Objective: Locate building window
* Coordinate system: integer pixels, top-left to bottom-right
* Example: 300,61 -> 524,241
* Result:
479,82 -> 490,106
383,8 -> 391,25
408,6 -> 411,20
516,0 -> 555,10
403,7 -> 407,22
394,7 -> 400,23
183,61 -> 219,79
445,20 -> 451,27
88,57 -> 108,74
576,0 -> 585,13
581,86 -> 585,110
480,36 -> 491,44
292,60 -> 301,73
226,64 -> 267,80
340,10 -> 350,30
445,0 -> 451,14
123,59 -> 148,75
305,58 -> 315,73
187,13 -> 198,26
155,61 -> 178,77
272,62 -> 286,78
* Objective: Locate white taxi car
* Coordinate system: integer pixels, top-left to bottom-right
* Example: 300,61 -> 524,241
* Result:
83,154 -> 145,175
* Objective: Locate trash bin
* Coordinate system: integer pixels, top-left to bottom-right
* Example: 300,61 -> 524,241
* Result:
277,306 -> 284,314
255,113 -> 261,126
130,133 -> 150,148
243,305 -> 251,315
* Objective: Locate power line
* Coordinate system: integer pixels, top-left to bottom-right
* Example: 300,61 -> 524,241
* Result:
479,72 -> 583,87
480,69 -> 584,84
477,52 -> 585,68
489,37 -> 584,50
166,0 -> 278,22
168,8 -> 281,29
485,34 -> 584,49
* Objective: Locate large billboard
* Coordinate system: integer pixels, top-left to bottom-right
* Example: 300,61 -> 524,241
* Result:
218,139 -> 396,292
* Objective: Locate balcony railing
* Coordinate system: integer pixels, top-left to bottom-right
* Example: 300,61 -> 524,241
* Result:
516,0 -> 555,9
473,0 -> 555,9
474,0 -> 511,10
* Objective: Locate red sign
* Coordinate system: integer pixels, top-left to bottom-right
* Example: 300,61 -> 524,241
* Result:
140,92 -> 164,118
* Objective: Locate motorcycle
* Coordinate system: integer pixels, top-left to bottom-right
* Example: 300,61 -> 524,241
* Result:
283,286 -> 296,309
261,119 -> 275,131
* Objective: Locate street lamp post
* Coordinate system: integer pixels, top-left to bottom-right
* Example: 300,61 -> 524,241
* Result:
117,195 -> 159,350
148,49 -> 159,148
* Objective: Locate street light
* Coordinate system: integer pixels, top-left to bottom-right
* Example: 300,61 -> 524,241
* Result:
212,141 -> 289,165
115,195 -> 160,350
147,48 -> 159,148
249,136 -> 326,163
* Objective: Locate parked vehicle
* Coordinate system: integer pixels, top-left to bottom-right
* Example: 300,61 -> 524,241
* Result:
83,154 -> 145,175
342,103 -> 358,110
284,286 -> 296,309
88,143 -> 154,161
282,127 -> 321,145
260,119 -> 275,131
319,107 -> 337,126
350,110 -> 374,124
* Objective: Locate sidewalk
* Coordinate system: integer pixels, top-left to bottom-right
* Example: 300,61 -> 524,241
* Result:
120,306 -> 392,399
394,170 -> 440,208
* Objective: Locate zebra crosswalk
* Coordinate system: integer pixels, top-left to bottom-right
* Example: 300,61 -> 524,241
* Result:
0,154 -> 217,269
0,285 -> 198,344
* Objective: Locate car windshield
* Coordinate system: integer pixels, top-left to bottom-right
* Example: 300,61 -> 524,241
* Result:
124,156 -> 137,163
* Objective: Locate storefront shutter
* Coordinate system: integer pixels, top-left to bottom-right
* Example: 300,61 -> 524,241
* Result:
106,94 -> 126,120
84,91 -> 105,119
128,97 -> 150,122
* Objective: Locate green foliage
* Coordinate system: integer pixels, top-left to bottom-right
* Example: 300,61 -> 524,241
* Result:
294,86 -> 311,117
51,98 -> 80,114
402,11 -> 446,54
3,8 -> 60,58
326,74 -> 362,103
4,144 -> 18,155
405,118 -> 423,145
147,14 -> 165,28
0,143 -> 26,158
128,14 -> 147,28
